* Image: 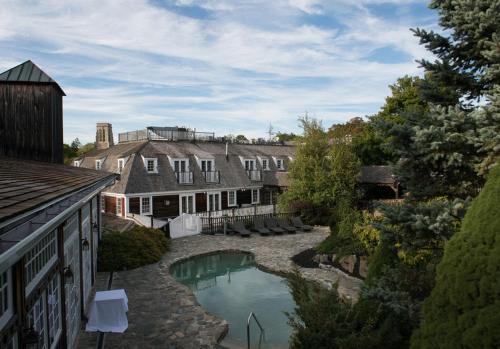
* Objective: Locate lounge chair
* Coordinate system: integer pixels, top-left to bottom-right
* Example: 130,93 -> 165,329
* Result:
252,218 -> 272,236
277,218 -> 297,233
230,221 -> 251,237
264,218 -> 285,234
224,223 -> 235,235
291,217 -> 313,232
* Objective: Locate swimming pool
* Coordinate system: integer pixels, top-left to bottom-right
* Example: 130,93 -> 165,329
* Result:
170,251 -> 295,349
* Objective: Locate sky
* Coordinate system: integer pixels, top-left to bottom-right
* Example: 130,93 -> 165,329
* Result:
0,0 -> 438,144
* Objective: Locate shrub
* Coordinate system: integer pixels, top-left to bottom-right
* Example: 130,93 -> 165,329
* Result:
410,163 -> 500,349
98,226 -> 170,272
286,270 -> 412,349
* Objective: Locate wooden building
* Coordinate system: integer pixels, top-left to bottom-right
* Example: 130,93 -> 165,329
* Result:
0,60 -> 65,164
0,62 -> 116,349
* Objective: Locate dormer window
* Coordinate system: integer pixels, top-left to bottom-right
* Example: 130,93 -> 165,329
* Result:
73,160 -> 81,167
117,158 -> 125,173
274,158 -> 284,170
244,159 -> 256,170
144,158 -> 158,173
95,159 -> 102,170
261,158 -> 269,171
200,159 -> 214,172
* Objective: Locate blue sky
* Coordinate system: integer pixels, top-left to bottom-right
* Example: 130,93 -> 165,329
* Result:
0,0 -> 438,144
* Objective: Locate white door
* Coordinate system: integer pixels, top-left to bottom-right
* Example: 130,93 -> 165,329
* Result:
180,194 -> 195,214
64,215 -> 81,349
244,160 -> 255,170
207,193 -> 221,211
174,159 -> 187,172
81,205 -> 92,312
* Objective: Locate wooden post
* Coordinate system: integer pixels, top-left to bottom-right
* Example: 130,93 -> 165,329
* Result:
209,210 -> 213,234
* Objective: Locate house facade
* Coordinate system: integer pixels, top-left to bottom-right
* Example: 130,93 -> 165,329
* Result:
75,126 -> 295,220
0,61 -> 116,349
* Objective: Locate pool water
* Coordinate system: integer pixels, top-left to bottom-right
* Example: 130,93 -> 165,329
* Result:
170,251 -> 296,349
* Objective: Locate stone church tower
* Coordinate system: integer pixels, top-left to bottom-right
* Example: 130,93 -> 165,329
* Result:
95,123 -> 114,150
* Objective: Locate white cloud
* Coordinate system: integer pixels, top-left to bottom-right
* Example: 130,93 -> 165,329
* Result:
0,0 -> 436,143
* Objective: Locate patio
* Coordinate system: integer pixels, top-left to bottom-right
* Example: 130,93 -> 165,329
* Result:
78,227 -> 363,348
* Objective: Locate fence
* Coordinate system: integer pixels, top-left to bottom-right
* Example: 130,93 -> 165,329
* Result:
200,211 -> 294,234
195,204 -> 278,218
127,213 -> 168,230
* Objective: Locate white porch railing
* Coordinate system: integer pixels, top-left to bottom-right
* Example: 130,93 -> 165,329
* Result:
195,204 -> 277,218
203,171 -> 220,183
175,171 -> 193,184
246,170 -> 262,181
127,213 -> 168,229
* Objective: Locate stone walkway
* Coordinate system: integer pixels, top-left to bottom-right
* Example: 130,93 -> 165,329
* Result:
77,228 -> 363,349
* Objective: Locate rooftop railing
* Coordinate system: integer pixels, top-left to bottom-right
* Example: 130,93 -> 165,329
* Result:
203,170 -> 220,183
175,171 -> 193,184
118,127 -> 215,143
246,170 -> 262,181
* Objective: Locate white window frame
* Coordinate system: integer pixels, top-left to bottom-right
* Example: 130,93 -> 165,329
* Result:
179,194 -> 196,215
140,196 -> 152,215
251,189 -> 260,204
24,231 -> 58,296
116,197 -> 122,216
171,158 -> 189,173
207,192 -> 221,212
27,291 -> 48,349
260,158 -> 270,171
117,158 -> 125,173
95,159 -> 102,170
47,274 -> 62,348
274,158 -> 284,170
73,160 -> 81,167
144,158 -> 158,174
0,267 -> 13,330
227,190 -> 237,207
244,159 -> 256,170
200,159 -> 215,172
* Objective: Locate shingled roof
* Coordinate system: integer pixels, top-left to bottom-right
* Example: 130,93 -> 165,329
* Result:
78,140 -> 295,194
0,157 -> 116,223
0,60 -> 66,95
359,165 -> 396,185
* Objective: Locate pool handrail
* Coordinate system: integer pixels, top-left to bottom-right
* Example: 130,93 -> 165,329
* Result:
247,311 -> 265,349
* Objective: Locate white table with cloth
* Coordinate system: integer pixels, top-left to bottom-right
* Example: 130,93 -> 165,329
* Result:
85,289 -> 129,333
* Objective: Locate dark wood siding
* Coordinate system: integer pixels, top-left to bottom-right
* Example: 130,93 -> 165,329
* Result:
237,190 -> 252,205
104,196 -> 116,215
221,191 -> 228,210
196,193 -> 206,213
153,195 -> 179,218
0,84 -> 64,163
129,197 -> 140,214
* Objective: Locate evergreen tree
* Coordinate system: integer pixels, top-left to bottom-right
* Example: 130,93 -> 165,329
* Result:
412,0 -> 500,100
410,163 -> 500,349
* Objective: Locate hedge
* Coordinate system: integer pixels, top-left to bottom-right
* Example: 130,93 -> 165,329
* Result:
98,226 -> 169,272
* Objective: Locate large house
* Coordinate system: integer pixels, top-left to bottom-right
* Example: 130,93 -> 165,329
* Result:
0,61 -> 116,348
75,125 -> 295,220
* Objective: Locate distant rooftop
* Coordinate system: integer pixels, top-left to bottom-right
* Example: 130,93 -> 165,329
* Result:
118,126 -> 291,146
0,60 -> 66,95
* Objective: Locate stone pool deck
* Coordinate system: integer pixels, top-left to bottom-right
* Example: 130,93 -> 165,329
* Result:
77,227 -> 363,349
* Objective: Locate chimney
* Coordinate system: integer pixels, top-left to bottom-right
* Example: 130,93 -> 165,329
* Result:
95,123 -> 114,150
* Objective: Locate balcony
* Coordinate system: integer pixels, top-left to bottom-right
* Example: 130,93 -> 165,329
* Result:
203,171 -> 220,183
246,170 -> 262,181
175,171 -> 193,184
